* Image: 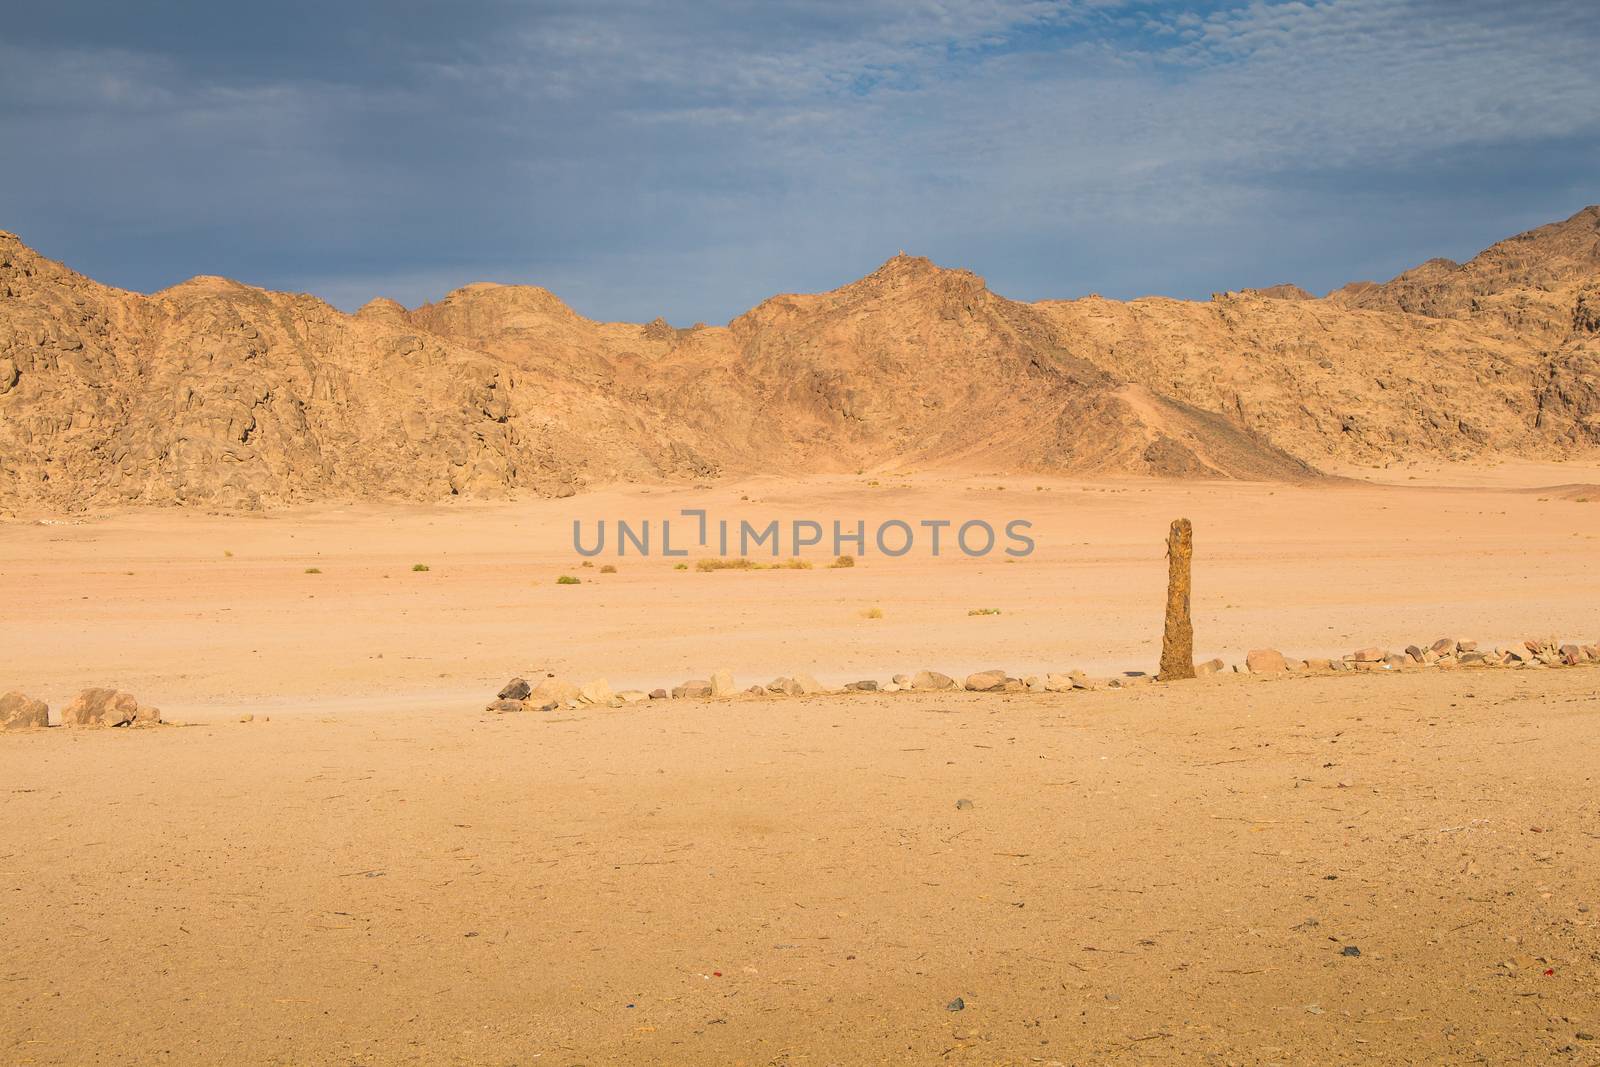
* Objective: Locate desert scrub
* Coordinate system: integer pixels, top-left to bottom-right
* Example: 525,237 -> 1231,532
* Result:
862,606 -> 884,619
304,567 -> 322,574
600,564 -> 617,574
695,557 -> 814,572
829,554 -> 855,568
673,562 -> 689,570
411,563 -> 430,572
580,560 -> 594,568
556,575 -> 581,585
967,607 -> 1001,616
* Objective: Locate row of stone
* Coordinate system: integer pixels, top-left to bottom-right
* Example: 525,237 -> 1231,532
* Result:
487,666 -> 1130,712
0,688 -> 161,731
1242,637 -> 1600,674
486,636 -> 1600,713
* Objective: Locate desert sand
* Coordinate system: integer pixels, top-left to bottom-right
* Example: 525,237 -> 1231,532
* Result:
4,472 -> 1599,1063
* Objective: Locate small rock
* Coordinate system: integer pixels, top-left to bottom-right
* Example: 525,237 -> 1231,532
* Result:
0,692 -> 49,730
955,799 -> 974,810
485,698 -> 526,713
672,679 -> 714,699
530,676 -> 581,707
946,997 -> 965,1012
1341,945 -> 1361,957
1245,649 -> 1289,673
964,669 -> 1008,692
1194,657 -> 1227,676
616,690 -> 650,704
1350,647 -> 1386,663
497,677 -> 532,701
911,670 -> 958,691
793,673 -> 828,695
578,678 -> 614,705
891,673 -> 912,686
649,688 -> 668,700
744,685 -> 766,696
844,680 -> 879,692
60,688 -> 159,727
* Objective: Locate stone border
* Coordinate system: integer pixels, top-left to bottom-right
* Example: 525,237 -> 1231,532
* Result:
486,637 -> 1600,712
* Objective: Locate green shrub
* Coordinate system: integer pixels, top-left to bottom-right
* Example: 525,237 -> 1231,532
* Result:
967,607 -> 1001,616
830,554 -> 855,568
556,575 -> 580,585
411,563 -> 430,572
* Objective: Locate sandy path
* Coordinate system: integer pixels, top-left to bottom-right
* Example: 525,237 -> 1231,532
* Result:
3,669 -> 1598,1064
2,474 -> 1597,719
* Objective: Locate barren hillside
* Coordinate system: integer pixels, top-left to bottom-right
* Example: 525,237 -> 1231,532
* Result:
2,207 -> 1598,510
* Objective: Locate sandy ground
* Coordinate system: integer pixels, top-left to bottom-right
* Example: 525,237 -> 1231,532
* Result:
3,471 -> 1600,1063
3,472 -> 1598,719
4,670 -> 1599,1064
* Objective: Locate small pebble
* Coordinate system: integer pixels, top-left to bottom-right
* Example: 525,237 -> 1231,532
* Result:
946,997 -> 965,1012
1341,945 -> 1361,957
955,799 -> 974,811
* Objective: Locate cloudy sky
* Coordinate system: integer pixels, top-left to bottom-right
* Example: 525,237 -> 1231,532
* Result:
3,0 -> 1596,323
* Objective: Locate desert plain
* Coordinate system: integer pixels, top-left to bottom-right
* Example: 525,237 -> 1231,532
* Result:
4,468 -> 1600,1064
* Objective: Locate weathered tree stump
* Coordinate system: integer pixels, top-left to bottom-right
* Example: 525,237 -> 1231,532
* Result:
1158,518 -> 1196,680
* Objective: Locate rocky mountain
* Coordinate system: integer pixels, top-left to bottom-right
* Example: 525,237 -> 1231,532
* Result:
2,207 -> 1597,511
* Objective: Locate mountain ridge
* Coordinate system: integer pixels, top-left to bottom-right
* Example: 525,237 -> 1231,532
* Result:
2,208 -> 1597,511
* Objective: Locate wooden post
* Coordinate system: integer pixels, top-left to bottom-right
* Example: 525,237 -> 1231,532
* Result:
1158,518 -> 1196,680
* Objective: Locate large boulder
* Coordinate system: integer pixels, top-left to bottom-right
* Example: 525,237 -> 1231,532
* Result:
672,679 -> 714,699
577,678 -> 614,705
1245,649 -> 1289,673
0,692 -> 50,730
710,668 -> 737,697
60,688 -> 160,727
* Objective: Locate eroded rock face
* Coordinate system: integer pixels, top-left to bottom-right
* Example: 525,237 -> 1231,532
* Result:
59,688 -> 159,727
0,692 -> 49,729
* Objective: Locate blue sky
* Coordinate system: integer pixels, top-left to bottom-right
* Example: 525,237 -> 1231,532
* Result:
2,0 -> 1596,323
